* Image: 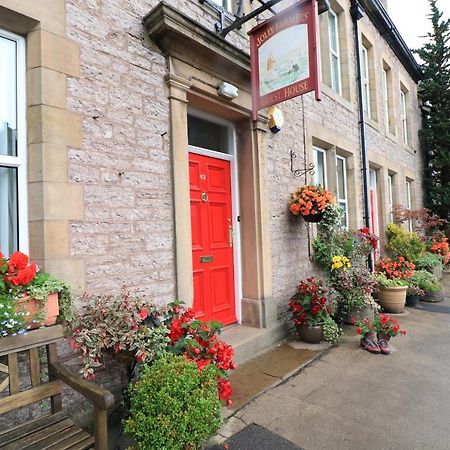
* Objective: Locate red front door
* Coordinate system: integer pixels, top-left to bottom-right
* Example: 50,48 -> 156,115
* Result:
189,152 -> 237,326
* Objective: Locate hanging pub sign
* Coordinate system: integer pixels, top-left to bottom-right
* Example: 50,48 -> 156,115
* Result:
249,0 -> 321,120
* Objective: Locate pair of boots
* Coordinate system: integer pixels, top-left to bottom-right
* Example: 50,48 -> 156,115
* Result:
360,332 -> 391,355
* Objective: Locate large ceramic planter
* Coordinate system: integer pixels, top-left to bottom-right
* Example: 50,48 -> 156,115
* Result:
405,294 -> 420,307
377,286 -> 407,313
17,292 -> 59,329
298,324 -> 323,343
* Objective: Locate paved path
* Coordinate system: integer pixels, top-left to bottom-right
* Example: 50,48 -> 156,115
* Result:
226,300 -> 450,450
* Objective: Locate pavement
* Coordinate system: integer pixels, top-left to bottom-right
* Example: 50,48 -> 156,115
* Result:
209,297 -> 450,450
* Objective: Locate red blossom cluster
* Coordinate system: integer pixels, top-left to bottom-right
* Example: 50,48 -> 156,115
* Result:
0,251 -> 37,287
289,277 -> 331,327
355,314 -> 407,338
430,236 -> 450,265
358,227 -> 379,250
168,306 -> 236,406
288,185 -> 335,217
375,257 -> 415,280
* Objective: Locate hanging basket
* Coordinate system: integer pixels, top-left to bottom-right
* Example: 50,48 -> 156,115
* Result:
302,213 -> 324,223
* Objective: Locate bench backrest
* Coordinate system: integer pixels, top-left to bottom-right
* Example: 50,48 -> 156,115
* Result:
0,325 -> 65,415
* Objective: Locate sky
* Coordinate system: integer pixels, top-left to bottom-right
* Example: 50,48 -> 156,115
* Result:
387,0 -> 450,51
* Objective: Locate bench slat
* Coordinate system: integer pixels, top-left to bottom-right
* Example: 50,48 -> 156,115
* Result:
0,326 -> 64,357
0,412 -> 67,444
7,353 -> 19,394
29,347 -> 41,387
66,436 -> 96,450
41,430 -> 94,450
0,380 -> 63,414
22,425 -> 89,450
2,417 -> 73,450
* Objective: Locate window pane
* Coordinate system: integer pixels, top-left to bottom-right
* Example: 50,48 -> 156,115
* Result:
188,115 -> 229,153
336,158 -> 346,199
313,149 -> 326,187
328,12 -> 338,53
0,166 -> 18,255
331,55 -> 340,93
339,201 -> 347,227
0,36 -> 17,157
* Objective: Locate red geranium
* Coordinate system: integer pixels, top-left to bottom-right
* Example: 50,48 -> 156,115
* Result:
166,302 -> 236,406
1,251 -> 38,289
375,257 -> 415,280
289,277 -> 331,327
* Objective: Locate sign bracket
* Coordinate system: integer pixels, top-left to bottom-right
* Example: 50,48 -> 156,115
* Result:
216,0 -> 330,37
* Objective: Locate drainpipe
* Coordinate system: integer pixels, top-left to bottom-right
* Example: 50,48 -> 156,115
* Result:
350,0 -> 373,271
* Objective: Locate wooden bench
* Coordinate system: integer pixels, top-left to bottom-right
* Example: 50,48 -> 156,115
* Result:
0,325 -> 114,450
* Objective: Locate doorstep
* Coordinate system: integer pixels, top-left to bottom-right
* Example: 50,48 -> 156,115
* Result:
220,322 -> 288,365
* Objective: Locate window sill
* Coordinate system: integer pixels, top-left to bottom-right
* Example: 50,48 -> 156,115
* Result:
321,83 -> 353,113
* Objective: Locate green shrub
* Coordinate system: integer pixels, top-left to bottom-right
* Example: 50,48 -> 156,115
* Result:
124,354 -> 222,450
322,316 -> 341,344
411,270 -> 442,293
414,252 -> 443,273
386,224 -> 425,262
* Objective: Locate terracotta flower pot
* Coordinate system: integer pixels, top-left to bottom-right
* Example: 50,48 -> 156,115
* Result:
377,286 -> 407,313
298,324 -> 323,343
302,213 -> 324,223
17,292 -> 59,329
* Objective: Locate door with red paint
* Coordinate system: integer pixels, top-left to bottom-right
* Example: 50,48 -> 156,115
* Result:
189,152 -> 237,326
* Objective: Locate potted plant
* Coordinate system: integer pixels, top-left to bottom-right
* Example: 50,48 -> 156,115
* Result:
355,313 -> 406,355
385,223 -> 425,262
414,251 -> 444,280
410,269 -> 443,303
70,292 -> 170,380
0,251 -> 71,334
124,354 -> 222,450
289,277 -> 332,343
406,285 -> 425,307
288,185 -> 335,222
374,257 -> 415,313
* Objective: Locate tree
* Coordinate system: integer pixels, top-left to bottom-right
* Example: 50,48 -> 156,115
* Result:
416,0 -> 450,226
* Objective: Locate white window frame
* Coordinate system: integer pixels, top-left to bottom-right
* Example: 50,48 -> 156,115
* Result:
361,45 -> 371,118
328,9 -> 342,95
383,68 -> 390,132
387,174 -> 393,223
0,29 -> 28,255
400,89 -> 408,145
406,180 -> 412,232
312,146 -> 327,188
213,0 -> 231,12
336,155 -> 348,228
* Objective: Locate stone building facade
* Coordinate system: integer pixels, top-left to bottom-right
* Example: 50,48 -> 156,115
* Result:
0,0 -> 422,357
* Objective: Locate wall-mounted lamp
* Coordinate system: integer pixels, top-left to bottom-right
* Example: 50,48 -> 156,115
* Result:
217,82 -> 239,99
267,106 -> 284,133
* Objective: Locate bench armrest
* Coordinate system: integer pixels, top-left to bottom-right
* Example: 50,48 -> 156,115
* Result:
49,362 -> 114,411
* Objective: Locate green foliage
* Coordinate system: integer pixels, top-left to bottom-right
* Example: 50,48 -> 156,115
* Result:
322,316 -> 341,344
317,203 -> 345,236
386,224 -> 425,262
411,270 -> 442,293
124,354 -> 222,450
25,273 -> 74,323
414,251 -> 443,272
416,0 -> 450,224
374,273 -> 409,288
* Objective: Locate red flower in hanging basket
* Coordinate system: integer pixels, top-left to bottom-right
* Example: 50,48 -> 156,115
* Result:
288,185 -> 335,219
